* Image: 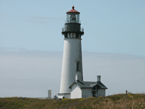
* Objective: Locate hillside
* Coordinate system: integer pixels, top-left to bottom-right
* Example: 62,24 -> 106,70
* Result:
0,93 -> 145,109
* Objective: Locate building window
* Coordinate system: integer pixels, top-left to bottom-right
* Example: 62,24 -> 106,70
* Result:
92,87 -> 96,97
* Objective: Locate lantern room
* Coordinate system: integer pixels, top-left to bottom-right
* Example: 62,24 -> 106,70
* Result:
66,6 -> 80,23
62,6 -> 84,38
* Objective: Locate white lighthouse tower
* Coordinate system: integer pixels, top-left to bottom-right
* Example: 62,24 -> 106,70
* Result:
58,6 -> 84,98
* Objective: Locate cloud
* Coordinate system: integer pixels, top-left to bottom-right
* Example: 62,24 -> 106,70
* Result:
0,48 -> 145,97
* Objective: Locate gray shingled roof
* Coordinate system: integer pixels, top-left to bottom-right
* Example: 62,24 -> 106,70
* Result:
69,80 -> 107,89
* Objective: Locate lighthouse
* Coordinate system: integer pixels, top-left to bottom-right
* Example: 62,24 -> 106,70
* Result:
58,6 -> 107,99
58,6 -> 84,98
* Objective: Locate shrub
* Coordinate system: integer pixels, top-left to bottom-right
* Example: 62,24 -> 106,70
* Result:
79,98 -> 85,101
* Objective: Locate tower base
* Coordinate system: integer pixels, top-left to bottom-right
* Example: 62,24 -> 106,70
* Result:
58,93 -> 70,99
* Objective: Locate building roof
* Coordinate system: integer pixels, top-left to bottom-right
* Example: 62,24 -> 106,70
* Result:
69,80 -> 108,89
67,6 -> 80,14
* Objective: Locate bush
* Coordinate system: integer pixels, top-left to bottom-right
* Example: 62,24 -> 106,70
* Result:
79,98 -> 85,101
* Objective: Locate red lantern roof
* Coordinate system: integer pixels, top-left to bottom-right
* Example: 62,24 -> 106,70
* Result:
67,6 -> 80,14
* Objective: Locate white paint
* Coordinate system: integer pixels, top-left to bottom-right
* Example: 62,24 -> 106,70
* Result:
75,74 -> 79,81
71,83 -> 82,99
58,93 -> 70,99
60,38 -> 83,93
82,89 -> 92,98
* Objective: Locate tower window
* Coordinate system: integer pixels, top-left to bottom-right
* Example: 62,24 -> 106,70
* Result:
76,61 -> 80,71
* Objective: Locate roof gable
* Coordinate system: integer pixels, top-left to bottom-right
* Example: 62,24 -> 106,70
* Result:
67,6 -> 80,14
69,80 -> 107,89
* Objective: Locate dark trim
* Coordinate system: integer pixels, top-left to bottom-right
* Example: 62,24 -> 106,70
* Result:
69,80 -> 84,89
58,93 -> 70,95
69,82 -> 77,89
81,87 -> 92,89
64,38 -> 82,40
62,31 -> 84,35
65,22 -> 81,25
66,12 -> 80,14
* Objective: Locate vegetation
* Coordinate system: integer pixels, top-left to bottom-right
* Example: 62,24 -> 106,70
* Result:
0,93 -> 145,109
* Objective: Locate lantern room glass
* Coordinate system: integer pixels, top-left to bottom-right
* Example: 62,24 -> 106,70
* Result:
66,13 -> 80,23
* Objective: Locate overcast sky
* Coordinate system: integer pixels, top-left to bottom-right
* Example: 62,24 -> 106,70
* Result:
0,0 -> 145,97
0,49 -> 145,97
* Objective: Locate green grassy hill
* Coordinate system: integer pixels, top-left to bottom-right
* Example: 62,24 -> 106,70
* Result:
0,93 -> 145,109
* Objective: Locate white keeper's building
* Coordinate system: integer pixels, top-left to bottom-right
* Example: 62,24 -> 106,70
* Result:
58,6 -> 107,99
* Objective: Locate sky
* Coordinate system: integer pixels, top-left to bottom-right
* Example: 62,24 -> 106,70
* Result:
0,0 -> 145,56
0,0 -> 145,97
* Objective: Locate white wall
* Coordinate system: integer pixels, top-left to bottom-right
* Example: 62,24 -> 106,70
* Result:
64,94 -> 71,98
71,84 -> 82,99
58,93 -> 70,99
82,89 -> 92,98
60,38 -> 83,93
96,89 -> 105,97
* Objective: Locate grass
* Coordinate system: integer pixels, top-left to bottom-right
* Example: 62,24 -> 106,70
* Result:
0,93 -> 145,109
